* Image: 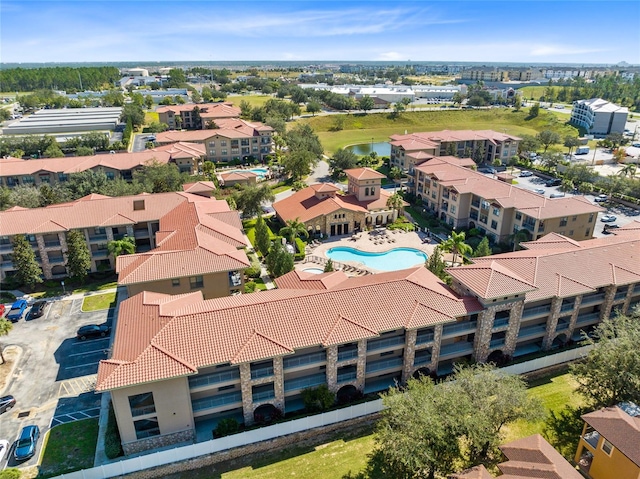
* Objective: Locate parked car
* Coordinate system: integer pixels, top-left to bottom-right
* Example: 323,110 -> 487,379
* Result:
534,188 -> 545,195
602,224 -> 620,234
550,192 -> 566,198
519,170 -> 533,177
594,194 -> 608,203
0,439 -> 9,464
28,300 -> 47,319
601,214 -> 617,223
14,425 -> 40,461
545,178 -> 562,187
77,324 -> 110,340
6,299 -> 28,322
0,395 -> 16,414
632,143 -> 640,148
0,303 -> 5,317
478,167 -> 497,174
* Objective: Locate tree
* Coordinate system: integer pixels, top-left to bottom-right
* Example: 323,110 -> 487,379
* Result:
570,310 -> 640,407
389,166 -> 403,189
120,104 -> 145,129
0,318 -> 13,364
606,132 -> 624,149
44,143 -> 64,158
452,92 -> 465,106
539,152 -> 563,172
518,135 -> 541,156
329,148 -> 358,177
279,218 -> 309,245
426,246 -> 450,284
358,95 -> 375,113
323,259 -> 334,273
167,68 -> 186,88
513,95 -> 522,111
331,115 -> 345,132
12,234 -> 43,289
441,231 -> 472,266
254,215 -> 271,257
66,230 -> 91,282
536,130 -> 561,153
191,90 -> 202,104
282,149 -> 316,180
473,236 -> 491,257
74,145 -> 94,157
612,148 -> 627,164
306,100 -> 321,116
107,236 -> 136,258
144,95 -> 154,110
232,184 -> 275,218
65,169 -> 110,198
564,136 -> 581,156
529,102 -> 540,118
301,385 -> 335,412
386,192 -> 404,215
265,240 -> 294,278
284,123 -> 323,158
9,185 -> 42,208
618,163 -> 637,178
133,160 -> 186,193
392,101 -> 405,117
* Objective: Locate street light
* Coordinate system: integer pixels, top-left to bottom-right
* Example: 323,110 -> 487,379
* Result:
371,137 -> 374,155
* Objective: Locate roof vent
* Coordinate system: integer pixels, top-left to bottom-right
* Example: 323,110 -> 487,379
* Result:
133,199 -> 145,211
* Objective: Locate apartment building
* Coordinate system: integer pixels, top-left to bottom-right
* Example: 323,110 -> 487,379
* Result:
96,224 -> 640,454
575,403 -> 640,479
155,118 -> 274,163
156,103 -> 241,130
409,156 -> 603,243
0,148 -> 201,188
0,192 -> 248,291
390,130 -> 521,170
570,98 -> 628,137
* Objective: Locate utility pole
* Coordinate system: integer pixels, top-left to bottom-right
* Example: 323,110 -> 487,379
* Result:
78,71 -> 83,91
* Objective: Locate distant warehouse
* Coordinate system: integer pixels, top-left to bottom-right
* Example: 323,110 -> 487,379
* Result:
2,107 -> 122,135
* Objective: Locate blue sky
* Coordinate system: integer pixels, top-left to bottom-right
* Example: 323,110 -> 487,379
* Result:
2,1 -> 639,64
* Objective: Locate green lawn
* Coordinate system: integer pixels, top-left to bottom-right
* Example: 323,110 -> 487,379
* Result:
295,108 -> 579,154
518,85 -> 565,101
226,94 -> 277,109
81,291 -> 117,312
38,419 -> 99,478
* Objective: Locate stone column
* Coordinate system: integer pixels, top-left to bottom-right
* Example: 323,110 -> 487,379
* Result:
473,309 -> 494,363
126,225 -> 135,237
35,234 -> 52,279
504,301 -> 525,358
430,324 -> 443,367
239,363 -> 254,425
600,285 -> 617,321
567,295 -> 583,338
402,330 -> 417,382
542,297 -> 563,351
326,345 -> 338,393
355,339 -> 367,393
622,285 -> 634,315
272,356 -> 285,413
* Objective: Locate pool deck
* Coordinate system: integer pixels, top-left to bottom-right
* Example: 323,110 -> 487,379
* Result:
298,228 -> 437,276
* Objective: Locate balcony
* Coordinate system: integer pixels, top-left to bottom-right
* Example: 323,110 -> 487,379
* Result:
521,305 -> 552,319
366,357 -> 403,374
133,229 -> 149,239
283,351 -> 326,370
556,319 -> 570,331
188,369 -> 240,389
518,324 -> 547,340
522,222 -> 536,233
490,338 -> 506,349
613,291 -> 628,302
48,256 -> 65,264
493,317 -> 510,329
583,431 -> 600,449
88,234 -> 107,242
44,241 -> 61,248
284,372 -> 326,392
415,332 -> 434,345
439,341 -> 474,359
471,200 -> 480,208
442,321 -> 477,337
91,250 -> 109,258
581,293 -> 605,306
367,335 -> 405,352
252,389 -> 275,403
337,370 -> 357,384
560,302 -> 575,313
191,391 -> 242,412
413,352 -> 432,366
250,366 -> 274,380
0,243 -> 13,253
633,284 -> 640,295
337,349 -> 358,362
229,271 -> 242,288
0,261 -> 13,269
576,312 -> 600,325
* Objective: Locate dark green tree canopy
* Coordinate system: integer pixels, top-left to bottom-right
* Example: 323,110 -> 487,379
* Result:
12,234 -> 43,289
66,229 -> 91,281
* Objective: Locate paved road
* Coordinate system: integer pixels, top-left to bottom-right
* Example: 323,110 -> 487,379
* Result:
0,297 -> 113,469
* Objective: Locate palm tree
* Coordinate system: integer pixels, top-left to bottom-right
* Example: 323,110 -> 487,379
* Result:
386,193 -> 404,216
389,166 -> 403,192
107,236 -> 136,258
279,218 -> 309,245
441,231 -> 472,266
0,318 -> 13,364
618,163 -> 637,178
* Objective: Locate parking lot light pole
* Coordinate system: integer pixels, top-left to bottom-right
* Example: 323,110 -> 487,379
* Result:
61,281 -> 66,295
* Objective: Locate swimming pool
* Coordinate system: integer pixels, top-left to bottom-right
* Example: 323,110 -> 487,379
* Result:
229,168 -> 269,180
302,268 -> 325,274
326,247 -> 428,271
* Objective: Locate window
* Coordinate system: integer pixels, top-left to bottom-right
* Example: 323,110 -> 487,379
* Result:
492,207 -> 500,216
491,220 -> 498,229
515,212 -> 522,221
129,392 -> 156,417
220,140 -> 227,147
588,213 -> 594,223
134,417 -> 160,440
133,200 -> 145,211
171,278 -> 180,287
569,230 -> 574,236
450,205 -> 456,214
479,214 -> 488,224
560,217 -> 568,227
190,275 -> 203,289
208,141 -> 215,148
585,228 -> 590,237
371,187 -> 375,196
602,439 -> 614,455
572,216 -> 577,222
365,187 -> 370,196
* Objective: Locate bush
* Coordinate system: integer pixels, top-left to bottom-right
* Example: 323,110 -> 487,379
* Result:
214,417 -> 240,438
294,237 -> 306,261
245,281 -> 257,293
0,291 -> 16,302
467,228 -> 482,237
105,401 -> 124,459
301,384 -> 335,413
0,469 -> 21,479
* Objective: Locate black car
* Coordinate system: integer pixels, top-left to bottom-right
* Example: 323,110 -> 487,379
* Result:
77,324 -> 110,340
545,178 -> 562,187
0,395 -> 16,414
29,300 -> 47,319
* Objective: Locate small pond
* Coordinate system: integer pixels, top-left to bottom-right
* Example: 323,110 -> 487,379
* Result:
346,142 -> 391,157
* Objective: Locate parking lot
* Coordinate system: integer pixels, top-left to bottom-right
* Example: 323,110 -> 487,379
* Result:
0,296 -> 114,469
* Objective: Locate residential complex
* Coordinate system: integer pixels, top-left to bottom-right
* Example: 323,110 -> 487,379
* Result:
96,223 -> 640,454
389,129 -> 521,170
156,103 -> 241,130
155,118 -> 274,163
0,192 -> 248,288
570,98 -> 628,137
0,147 -> 202,188
409,156 -> 604,242
575,403 -> 640,479
273,168 -> 402,237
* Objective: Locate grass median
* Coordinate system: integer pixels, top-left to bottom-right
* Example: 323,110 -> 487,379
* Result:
38,418 -> 99,478
81,291 -> 117,312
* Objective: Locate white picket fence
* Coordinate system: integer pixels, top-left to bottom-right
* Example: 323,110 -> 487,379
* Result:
52,344 -> 592,478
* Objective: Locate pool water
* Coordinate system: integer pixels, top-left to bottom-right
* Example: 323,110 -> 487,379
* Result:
302,268 -> 325,274
326,247 -> 427,271
229,168 -> 269,179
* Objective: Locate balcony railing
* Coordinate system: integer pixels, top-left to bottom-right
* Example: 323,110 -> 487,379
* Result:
581,293 -> 605,306
493,317 -> 510,329
560,302 -> 575,312
633,284 -> 640,294
0,261 -> 13,269
439,341 -> 474,359
188,369 -> 240,389
490,338 -> 506,349
366,357 -> 403,374
556,319 -> 570,331
91,250 -> 109,258
367,336 -> 405,352
576,312 -> 600,325
130,405 -> 156,417
521,305 -> 552,319
133,229 -> 149,238
48,256 -> 65,264
471,200 -> 480,208
337,349 -> 358,362
613,291 -> 628,301
0,244 -> 13,253
337,370 -> 357,384
413,353 -> 432,366
88,234 -> 108,242
518,324 -> 547,339
284,372 -> 326,392
44,241 -> 61,248
250,366 -> 274,380
283,351 -> 326,369
442,321 -> 477,337
252,389 -> 275,403
415,332 -> 434,345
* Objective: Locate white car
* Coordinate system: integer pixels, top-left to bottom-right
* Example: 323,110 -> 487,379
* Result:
594,194 -> 608,203
519,171 -> 533,177
534,188 -> 545,195
0,439 -> 9,464
601,214 -> 617,223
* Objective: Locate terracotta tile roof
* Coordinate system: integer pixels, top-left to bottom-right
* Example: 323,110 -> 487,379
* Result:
582,405 -> 640,466
345,167 -> 386,180
0,191 -> 203,236
450,465 -> 494,479
0,151 -> 172,178
391,130 -> 521,153
450,229 -> 640,301
156,102 -> 240,119
219,171 -> 258,182
274,270 -> 350,290
448,261 -> 537,300
273,185 -> 365,224
182,181 -> 216,194
311,183 -> 340,193
497,434 -> 583,479
153,141 -> 206,158
155,130 -> 216,143
97,267 -> 481,390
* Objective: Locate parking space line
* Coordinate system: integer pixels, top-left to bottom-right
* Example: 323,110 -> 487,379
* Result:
68,348 -> 107,358
72,337 -> 109,346
64,362 -> 99,370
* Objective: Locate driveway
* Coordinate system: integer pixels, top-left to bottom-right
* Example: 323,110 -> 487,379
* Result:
0,296 -> 113,469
